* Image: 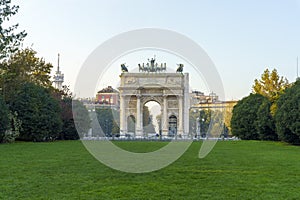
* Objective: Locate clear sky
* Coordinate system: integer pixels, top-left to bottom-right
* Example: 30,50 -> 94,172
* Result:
12,0 -> 300,100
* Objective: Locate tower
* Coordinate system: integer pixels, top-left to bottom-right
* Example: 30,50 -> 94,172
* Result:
53,53 -> 64,90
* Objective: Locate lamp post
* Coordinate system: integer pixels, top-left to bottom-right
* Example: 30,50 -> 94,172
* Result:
199,118 -> 204,137
105,119 -> 108,137
196,117 -> 200,139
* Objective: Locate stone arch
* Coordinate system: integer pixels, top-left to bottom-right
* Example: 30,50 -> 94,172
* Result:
143,100 -> 162,136
127,115 -> 136,135
141,96 -> 163,106
168,115 -> 177,137
119,72 -> 190,138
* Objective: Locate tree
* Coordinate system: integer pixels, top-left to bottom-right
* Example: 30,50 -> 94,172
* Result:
275,80 -> 300,144
0,0 -> 27,59
189,110 -> 198,136
11,82 -> 62,142
0,48 -> 53,102
2,111 -> 21,143
199,109 -> 212,137
50,86 -> 84,140
189,109 -> 226,138
95,108 -> 119,137
0,94 -> 9,142
58,97 -> 79,140
142,105 -> 155,134
72,100 -> 91,138
254,97 -> 277,141
127,115 -> 135,134
231,94 -> 266,140
252,68 -> 290,114
224,103 -> 236,136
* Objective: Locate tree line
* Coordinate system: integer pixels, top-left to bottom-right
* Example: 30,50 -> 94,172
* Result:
0,1 -> 90,143
231,68 -> 300,144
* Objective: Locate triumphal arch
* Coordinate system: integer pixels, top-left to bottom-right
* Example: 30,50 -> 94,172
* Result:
118,58 -> 189,138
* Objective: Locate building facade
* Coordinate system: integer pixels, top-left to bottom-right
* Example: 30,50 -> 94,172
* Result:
95,86 -> 119,107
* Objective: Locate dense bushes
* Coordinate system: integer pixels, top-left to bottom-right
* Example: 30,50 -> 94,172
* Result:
231,94 -> 266,140
275,80 -> 300,144
232,79 -> 299,145
11,83 -> 62,141
0,95 -> 10,142
255,98 -> 277,141
0,1 -> 90,143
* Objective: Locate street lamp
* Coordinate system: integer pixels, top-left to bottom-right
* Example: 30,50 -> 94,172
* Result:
199,118 -> 204,137
196,117 -> 200,139
104,119 -> 108,137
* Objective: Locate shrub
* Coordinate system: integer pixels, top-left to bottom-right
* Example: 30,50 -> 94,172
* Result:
275,80 -> 300,144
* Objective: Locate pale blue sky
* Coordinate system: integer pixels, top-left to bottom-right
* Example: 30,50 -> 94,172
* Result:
12,0 -> 300,100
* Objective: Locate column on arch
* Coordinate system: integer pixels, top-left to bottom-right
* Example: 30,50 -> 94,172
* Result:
120,94 -> 127,135
178,95 -> 183,135
162,94 -> 168,136
135,94 -> 142,137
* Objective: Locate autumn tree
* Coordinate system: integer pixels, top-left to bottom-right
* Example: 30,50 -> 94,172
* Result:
252,68 -> 290,114
0,0 -> 26,59
0,48 -> 53,102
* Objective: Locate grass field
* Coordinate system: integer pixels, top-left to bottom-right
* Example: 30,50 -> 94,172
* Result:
1,140 -> 300,199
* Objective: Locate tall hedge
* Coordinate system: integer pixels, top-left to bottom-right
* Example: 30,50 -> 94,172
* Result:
231,94 -> 266,140
275,80 -> 300,144
0,95 -> 9,142
255,98 -> 277,141
11,82 -> 62,142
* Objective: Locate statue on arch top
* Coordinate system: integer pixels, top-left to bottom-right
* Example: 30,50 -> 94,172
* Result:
121,63 -> 128,72
139,56 -> 167,73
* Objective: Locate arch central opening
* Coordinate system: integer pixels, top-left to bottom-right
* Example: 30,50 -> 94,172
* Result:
143,101 -> 162,137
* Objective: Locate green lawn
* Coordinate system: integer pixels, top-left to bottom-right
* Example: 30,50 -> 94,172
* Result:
1,140 -> 300,199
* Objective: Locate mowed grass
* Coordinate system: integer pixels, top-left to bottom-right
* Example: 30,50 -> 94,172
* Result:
1,140 -> 300,200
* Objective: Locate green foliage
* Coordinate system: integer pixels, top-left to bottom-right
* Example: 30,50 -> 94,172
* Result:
2,111 -> 21,143
11,82 -> 62,142
252,68 -> 290,102
72,100 -> 91,137
231,94 -> 266,140
50,85 -> 82,140
189,110 -> 198,135
58,97 -> 79,140
189,109 -> 227,138
0,48 -> 53,102
252,68 -> 290,115
0,0 -> 27,59
0,94 -> 9,142
143,105 -> 156,134
199,109 -> 212,137
275,80 -> 300,144
94,107 -> 119,137
127,115 -> 135,133
255,97 -> 277,141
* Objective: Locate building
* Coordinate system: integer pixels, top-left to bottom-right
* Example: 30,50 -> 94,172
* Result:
190,90 -> 238,136
190,90 -> 236,111
95,86 -> 119,108
53,54 -> 64,90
